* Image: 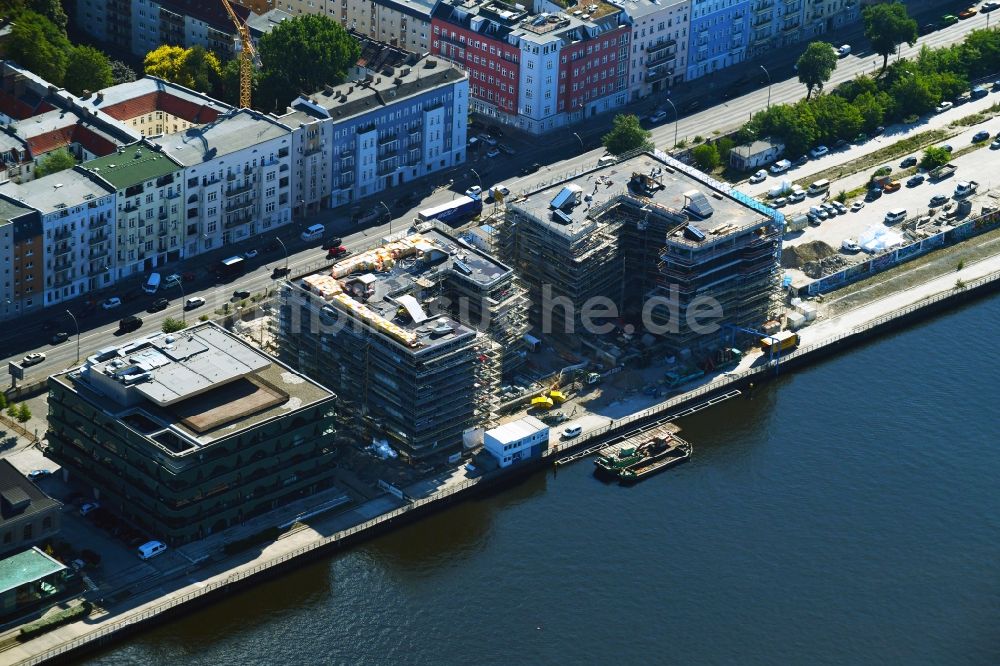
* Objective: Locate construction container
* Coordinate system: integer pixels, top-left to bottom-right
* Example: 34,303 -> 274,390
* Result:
762,320 -> 781,335
796,302 -> 817,321
786,311 -> 807,330
760,330 -> 799,353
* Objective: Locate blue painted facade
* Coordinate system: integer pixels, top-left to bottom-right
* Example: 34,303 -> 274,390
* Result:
685,0 -> 752,81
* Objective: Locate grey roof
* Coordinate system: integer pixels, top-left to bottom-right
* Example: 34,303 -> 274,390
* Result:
0,198 -> 33,227
509,151 -> 771,239
732,139 -> 783,158
379,0 -> 437,21
247,9 -> 294,37
0,169 -> 113,214
293,55 -> 465,123
615,0 -> 690,20
0,460 -> 61,530
85,76 -> 232,117
156,110 -> 291,165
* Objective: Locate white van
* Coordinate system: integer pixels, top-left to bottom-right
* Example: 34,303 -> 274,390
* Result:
142,272 -> 161,294
300,224 -> 325,242
884,208 -> 907,224
597,156 -> 615,167
137,540 -> 167,560
807,179 -> 830,195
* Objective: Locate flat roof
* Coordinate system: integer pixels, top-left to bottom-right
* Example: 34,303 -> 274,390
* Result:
295,227 -> 512,352
508,151 -> 776,242
293,55 -> 465,123
55,322 -> 335,450
615,0 -> 689,19
81,144 -> 181,190
0,547 -> 66,596
485,415 -> 547,444
156,109 -> 291,165
0,169 -> 113,214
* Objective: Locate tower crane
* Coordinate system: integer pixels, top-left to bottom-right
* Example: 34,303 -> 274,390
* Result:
220,0 -> 259,109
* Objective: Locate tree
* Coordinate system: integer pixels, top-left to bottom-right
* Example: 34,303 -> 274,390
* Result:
64,46 -> 114,96
920,146 -> 951,170
218,58 -> 257,108
0,0 -> 67,29
602,114 -> 653,155
143,45 -> 222,94
797,42 -> 839,100
0,393 -> 6,410
110,60 -> 137,85
715,137 -> 735,164
34,149 -> 76,178
6,11 -> 71,85
5,404 -> 16,419
257,15 -> 360,111
15,403 -> 31,424
691,143 -> 720,171
863,2 -> 918,73
853,92 -> 886,132
162,317 -> 188,333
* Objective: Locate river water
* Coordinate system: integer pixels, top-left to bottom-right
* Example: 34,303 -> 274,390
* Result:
89,296 -> 1000,665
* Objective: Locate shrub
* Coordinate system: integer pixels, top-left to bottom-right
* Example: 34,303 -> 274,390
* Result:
19,603 -> 91,640
161,317 -> 188,333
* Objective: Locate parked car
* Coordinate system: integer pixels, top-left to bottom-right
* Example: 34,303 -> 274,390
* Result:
833,138 -> 848,149
244,249 -> 258,259
991,138 -> 1000,150
810,145 -> 829,158
80,502 -> 101,517
930,194 -> 949,207
973,130 -> 991,143
164,273 -> 182,286
148,298 -> 169,312
184,297 -> 206,310
465,185 -> 483,198
935,101 -> 954,113
769,159 -> 792,174
788,190 -> 806,203
837,44 -> 851,57
101,297 -> 122,310
749,169 -> 767,184
50,331 -> 69,345
941,144 -> 953,153
322,237 -> 343,250
872,126 -> 885,136
772,197 -> 788,208
22,352 -> 45,366
940,14 -> 959,27
850,201 -> 865,213
486,124 -> 504,137
841,239 -> 861,253
272,266 -> 291,278
479,134 -> 497,146
562,425 -> 582,439
649,110 -> 668,123
971,85 -> 989,99
232,289 -> 251,300
832,201 -> 847,214
792,155 -> 809,167
498,144 -> 516,155
486,147 -> 501,158
520,163 -> 541,175
983,2 -> 1000,12
118,315 -> 142,333
907,174 -> 926,187
900,156 -> 918,168
27,469 -> 51,481
957,7 -> 978,19
327,246 -> 349,259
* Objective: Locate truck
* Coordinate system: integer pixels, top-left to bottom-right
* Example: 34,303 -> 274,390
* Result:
954,180 -> 979,197
785,214 -> 808,233
760,330 -> 799,354
929,163 -> 957,181
417,195 -> 483,225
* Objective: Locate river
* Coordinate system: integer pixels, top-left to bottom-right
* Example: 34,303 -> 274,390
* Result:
88,296 -> 1000,665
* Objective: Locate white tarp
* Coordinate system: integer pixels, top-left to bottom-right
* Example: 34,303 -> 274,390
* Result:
858,225 -> 905,253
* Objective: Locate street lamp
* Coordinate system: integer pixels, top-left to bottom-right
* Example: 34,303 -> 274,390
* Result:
663,98 -> 679,149
65,310 -> 80,364
274,236 -> 288,272
572,132 -> 584,151
173,279 -> 187,324
760,65 -> 772,110
378,200 -> 392,236
469,168 -> 482,191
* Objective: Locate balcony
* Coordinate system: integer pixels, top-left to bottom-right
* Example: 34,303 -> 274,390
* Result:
225,198 -> 254,214
53,229 -> 73,241
225,214 -> 252,229
226,182 -> 253,197
646,50 -> 676,67
88,234 -> 108,246
754,0 -> 774,10
645,66 -> 674,83
54,244 -> 73,256
782,22 -> 800,33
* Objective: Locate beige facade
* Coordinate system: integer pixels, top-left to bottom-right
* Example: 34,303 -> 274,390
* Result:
123,110 -> 199,138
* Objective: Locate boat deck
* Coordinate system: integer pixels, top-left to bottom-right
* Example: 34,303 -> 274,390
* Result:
595,423 -> 680,460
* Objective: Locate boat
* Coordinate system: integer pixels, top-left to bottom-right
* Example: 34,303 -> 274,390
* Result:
617,439 -> 692,485
593,445 -> 645,479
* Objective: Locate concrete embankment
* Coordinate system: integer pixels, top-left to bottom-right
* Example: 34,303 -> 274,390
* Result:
16,263 -> 1000,665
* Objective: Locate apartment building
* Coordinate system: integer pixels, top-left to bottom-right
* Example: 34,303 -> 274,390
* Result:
156,110 -> 294,254
46,323 -> 341,545
80,143 -> 187,279
75,0 -> 251,58
0,460 -> 61,558
286,54 -> 466,207
278,226 -> 526,459
0,170 -> 117,309
504,151 -> 782,353
747,0 -> 861,59
623,0 -> 690,100
432,0 -> 630,134
686,0 -> 750,80
86,77 -> 232,138
0,199 -> 42,321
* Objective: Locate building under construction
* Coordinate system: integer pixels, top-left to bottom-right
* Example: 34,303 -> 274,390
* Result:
277,224 -> 527,460
503,151 -> 783,353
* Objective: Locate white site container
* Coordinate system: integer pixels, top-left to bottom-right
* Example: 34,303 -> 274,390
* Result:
786,311 -> 807,330
797,302 -> 818,322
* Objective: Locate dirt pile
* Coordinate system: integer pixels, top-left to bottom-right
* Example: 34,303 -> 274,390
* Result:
781,240 -> 837,269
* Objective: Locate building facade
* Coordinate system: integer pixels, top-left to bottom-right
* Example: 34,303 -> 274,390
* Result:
286,54 -> 466,207
80,143 -> 187,279
432,0 -> 630,134
482,415 -> 548,468
686,0 -> 750,81
747,0 -> 861,59
0,461 -> 61,557
46,323 -> 340,545
624,0 -> 690,100
0,200 -> 42,321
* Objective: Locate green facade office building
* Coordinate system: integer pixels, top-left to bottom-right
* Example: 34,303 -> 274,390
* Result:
46,323 -> 339,545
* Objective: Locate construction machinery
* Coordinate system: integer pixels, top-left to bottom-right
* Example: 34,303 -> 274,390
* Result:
220,0 -> 258,108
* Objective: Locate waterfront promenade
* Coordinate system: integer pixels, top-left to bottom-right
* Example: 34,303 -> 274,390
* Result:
8,250 -> 1000,664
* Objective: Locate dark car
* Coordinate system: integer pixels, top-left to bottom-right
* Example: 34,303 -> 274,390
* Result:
680,99 -> 700,114
920,23 -> 937,35
906,174 -> 925,187
487,124 -> 504,137
498,143 -> 515,155
148,298 -> 169,312
118,315 -> 142,333
51,331 -> 69,345
272,266 -> 291,278
792,155 -> 809,167
973,130 -> 990,143
232,289 -> 251,300
322,237 -> 344,250
866,186 -> 883,200
834,139 -> 848,149
942,144 -> 953,152
520,162 -> 541,175
900,156 -> 918,168
872,126 -> 885,136
930,194 -> 949,207
327,246 -> 349,259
